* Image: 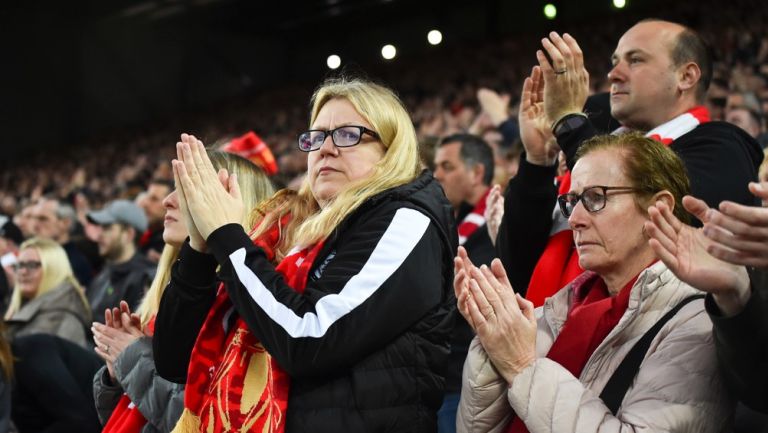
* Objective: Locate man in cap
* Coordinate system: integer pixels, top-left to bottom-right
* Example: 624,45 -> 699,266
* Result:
86,200 -> 155,323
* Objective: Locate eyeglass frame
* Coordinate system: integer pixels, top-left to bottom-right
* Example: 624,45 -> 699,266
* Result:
12,261 -> 42,272
557,185 -> 643,218
297,126 -> 380,152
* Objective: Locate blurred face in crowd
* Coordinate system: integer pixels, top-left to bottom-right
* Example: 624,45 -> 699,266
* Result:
608,21 -> 685,130
567,149 -> 652,278
97,223 -> 132,262
434,141 -> 477,209
141,183 -> 172,229
15,247 -> 43,299
161,190 -> 188,248
14,204 -> 36,238
307,98 -> 385,207
32,199 -> 67,242
725,108 -> 761,138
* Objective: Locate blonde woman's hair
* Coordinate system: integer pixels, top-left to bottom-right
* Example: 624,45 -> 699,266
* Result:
137,150 -> 275,328
5,237 -> 88,320
251,77 -> 422,260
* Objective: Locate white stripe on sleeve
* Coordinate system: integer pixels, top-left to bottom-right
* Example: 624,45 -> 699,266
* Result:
228,207 -> 432,338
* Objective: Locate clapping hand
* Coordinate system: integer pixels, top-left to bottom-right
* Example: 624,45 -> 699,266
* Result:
173,133 -> 245,241
454,247 -> 537,384
536,32 -> 590,124
93,301 -> 144,381
484,185 -> 504,245
519,66 -> 557,166
645,199 -> 751,316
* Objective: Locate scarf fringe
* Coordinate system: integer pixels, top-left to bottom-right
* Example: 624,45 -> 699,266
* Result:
171,408 -> 202,433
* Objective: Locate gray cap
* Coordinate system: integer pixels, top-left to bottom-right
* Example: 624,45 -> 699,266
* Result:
87,199 -> 148,233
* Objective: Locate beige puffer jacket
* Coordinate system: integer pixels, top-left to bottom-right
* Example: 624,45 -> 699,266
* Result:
457,261 -> 733,433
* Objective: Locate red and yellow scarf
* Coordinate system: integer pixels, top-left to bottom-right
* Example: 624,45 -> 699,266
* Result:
171,220 -> 324,433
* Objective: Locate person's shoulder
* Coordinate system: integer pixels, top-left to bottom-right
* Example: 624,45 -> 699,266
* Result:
674,121 -> 762,164
681,121 -> 759,149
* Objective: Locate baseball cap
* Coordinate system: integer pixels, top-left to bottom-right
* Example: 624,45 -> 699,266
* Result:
87,200 -> 148,233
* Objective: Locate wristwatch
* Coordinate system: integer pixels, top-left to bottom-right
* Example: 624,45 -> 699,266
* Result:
552,113 -> 589,138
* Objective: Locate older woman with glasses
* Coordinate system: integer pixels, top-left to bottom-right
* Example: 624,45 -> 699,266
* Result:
456,133 -> 732,433
153,77 -> 456,433
5,237 -> 91,347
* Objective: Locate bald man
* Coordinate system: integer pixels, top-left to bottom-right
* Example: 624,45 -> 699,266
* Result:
497,19 -> 762,297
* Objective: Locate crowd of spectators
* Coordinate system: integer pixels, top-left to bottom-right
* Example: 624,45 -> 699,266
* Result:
1,1 -> 766,214
0,0 -> 767,432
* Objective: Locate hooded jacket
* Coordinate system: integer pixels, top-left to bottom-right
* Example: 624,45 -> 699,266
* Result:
154,170 -> 457,432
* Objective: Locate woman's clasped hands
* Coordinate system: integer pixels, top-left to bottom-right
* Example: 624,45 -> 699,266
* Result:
172,133 -> 245,251
454,246 -> 537,384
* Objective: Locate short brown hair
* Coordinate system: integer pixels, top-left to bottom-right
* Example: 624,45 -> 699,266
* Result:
575,133 -> 691,223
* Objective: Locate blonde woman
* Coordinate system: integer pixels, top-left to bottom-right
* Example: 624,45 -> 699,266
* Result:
91,150 -> 274,433
154,78 -> 457,432
5,237 -> 91,347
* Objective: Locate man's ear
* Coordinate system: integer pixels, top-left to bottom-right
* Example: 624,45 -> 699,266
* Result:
471,163 -> 486,186
678,62 -> 701,95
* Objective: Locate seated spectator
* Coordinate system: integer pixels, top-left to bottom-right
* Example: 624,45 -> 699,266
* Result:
4,238 -> 91,348
457,133 -> 731,432
31,198 -> 94,287
86,200 -> 155,323
11,334 -> 102,433
91,149 -> 273,433
433,133 -> 496,433
136,179 -> 173,263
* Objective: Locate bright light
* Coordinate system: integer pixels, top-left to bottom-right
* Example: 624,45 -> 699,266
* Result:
613,0 -> 626,8
543,4 -> 557,19
326,54 -> 341,69
381,44 -> 397,60
427,30 -> 443,45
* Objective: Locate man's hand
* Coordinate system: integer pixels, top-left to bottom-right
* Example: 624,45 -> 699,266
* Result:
536,32 -> 590,125
519,66 -> 557,166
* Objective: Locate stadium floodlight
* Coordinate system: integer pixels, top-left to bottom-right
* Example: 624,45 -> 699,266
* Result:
613,0 -> 626,8
381,44 -> 397,60
427,30 -> 443,45
543,3 -> 557,19
327,55 -> 341,69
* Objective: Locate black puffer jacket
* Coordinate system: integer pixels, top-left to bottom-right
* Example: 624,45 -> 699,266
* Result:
154,170 -> 457,432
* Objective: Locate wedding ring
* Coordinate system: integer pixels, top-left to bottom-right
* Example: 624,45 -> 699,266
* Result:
555,69 -> 567,74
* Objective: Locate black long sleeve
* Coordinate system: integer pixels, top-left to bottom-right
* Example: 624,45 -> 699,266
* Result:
495,157 -> 558,295
206,205 -> 447,378
707,268 -> 768,412
153,242 -> 219,383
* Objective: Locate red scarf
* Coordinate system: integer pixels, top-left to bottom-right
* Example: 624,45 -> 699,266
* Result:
506,270 -> 639,433
172,221 -> 325,433
458,188 -> 490,246
525,106 -> 710,307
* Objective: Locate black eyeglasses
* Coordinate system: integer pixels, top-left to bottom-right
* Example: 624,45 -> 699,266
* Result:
297,126 -> 379,152
12,261 -> 42,272
557,185 -> 641,218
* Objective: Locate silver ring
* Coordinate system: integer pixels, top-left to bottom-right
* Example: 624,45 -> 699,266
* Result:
554,69 -> 567,75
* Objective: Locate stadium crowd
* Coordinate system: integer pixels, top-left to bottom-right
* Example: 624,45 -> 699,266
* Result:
0,1 -> 767,432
